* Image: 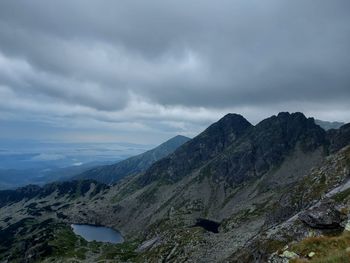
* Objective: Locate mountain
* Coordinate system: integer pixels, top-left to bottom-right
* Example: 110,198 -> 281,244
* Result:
315,119 -> 345,130
0,112 -> 350,262
139,113 -> 252,186
73,135 -> 190,185
140,112 -> 325,186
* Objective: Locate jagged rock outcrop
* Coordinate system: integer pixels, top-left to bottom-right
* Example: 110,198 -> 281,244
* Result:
298,200 -> 347,229
138,113 -> 253,185
328,123 -> 350,153
203,112 -> 327,184
140,112 -> 326,186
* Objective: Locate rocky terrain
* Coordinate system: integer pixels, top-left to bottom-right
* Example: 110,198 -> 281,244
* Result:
0,112 -> 350,262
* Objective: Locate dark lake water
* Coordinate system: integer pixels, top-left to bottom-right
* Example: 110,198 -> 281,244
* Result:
71,224 -> 124,244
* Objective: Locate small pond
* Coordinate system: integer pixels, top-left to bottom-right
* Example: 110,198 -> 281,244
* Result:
194,218 -> 220,233
71,224 -> 124,244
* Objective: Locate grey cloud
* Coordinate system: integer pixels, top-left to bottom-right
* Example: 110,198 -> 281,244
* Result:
0,0 -> 349,143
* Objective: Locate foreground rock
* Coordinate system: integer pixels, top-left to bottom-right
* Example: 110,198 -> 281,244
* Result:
298,200 -> 347,229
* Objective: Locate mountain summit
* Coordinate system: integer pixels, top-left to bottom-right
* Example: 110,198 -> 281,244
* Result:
140,112 -> 326,186
139,113 -> 252,185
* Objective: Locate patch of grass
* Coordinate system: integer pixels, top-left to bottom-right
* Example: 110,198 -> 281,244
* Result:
263,239 -> 286,254
49,226 -> 87,259
290,231 -> 350,262
332,188 -> 350,203
293,251 -> 350,263
1,218 -> 141,262
98,241 -> 139,261
88,240 -> 101,253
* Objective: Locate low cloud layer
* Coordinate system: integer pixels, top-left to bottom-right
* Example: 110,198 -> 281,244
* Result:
0,0 -> 349,144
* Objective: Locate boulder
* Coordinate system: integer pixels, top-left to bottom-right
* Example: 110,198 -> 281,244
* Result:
344,220 -> 350,231
298,200 -> 347,229
282,250 -> 298,259
268,251 -> 298,263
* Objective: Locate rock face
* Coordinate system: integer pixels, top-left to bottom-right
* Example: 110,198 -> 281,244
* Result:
205,112 -> 326,184
139,113 -> 253,186
140,112 -> 326,186
298,200 -> 347,229
74,135 -> 190,184
327,123 -> 350,153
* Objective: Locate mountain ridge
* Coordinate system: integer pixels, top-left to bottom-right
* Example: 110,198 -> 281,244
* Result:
315,119 -> 345,130
73,135 -> 190,185
139,113 -> 252,186
139,112 -> 327,187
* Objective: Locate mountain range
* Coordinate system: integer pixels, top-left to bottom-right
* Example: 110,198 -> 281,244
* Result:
73,135 -> 190,185
0,136 -> 189,190
0,112 -> 350,262
315,119 -> 345,130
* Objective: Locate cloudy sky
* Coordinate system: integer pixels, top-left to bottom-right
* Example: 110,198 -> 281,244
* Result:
0,0 -> 349,144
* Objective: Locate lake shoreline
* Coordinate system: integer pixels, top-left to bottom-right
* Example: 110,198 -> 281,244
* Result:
71,223 -> 124,244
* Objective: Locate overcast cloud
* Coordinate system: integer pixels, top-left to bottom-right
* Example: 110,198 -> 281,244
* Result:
0,0 -> 349,144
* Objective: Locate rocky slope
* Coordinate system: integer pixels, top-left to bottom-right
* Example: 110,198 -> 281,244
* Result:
73,135 -> 190,185
0,112 -> 349,263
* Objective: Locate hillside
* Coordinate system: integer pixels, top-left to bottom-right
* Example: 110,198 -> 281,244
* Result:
0,112 -> 349,262
73,135 -> 190,185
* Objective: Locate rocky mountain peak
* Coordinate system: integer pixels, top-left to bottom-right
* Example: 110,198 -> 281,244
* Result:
254,112 -> 326,152
196,112 -> 328,185
139,113 -> 252,186
139,112 -> 330,186
327,123 -> 350,153
203,113 -> 252,142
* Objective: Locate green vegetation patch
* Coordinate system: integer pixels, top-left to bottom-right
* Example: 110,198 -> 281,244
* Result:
49,225 -> 88,260
97,241 -> 139,261
332,188 -> 350,203
49,225 -> 139,262
0,218 -> 141,262
290,231 -> 350,263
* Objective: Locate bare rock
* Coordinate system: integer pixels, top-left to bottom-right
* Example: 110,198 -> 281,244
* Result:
298,200 -> 347,229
